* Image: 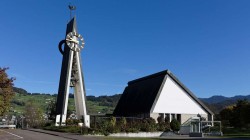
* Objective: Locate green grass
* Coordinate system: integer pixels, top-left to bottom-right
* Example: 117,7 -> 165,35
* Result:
222,127 -> 250,137
223,134 -> 250,138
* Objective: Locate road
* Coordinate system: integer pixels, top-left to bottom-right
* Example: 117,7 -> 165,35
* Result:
0,129 -> 100,140
1,129 -> 249,140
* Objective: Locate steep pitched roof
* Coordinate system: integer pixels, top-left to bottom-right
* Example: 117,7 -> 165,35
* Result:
113,70 -> 214,116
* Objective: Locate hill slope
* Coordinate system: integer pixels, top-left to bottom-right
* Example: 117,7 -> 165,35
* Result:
11,87 -> 121,115
11,87 -> 250,115
199,95 -> 250,113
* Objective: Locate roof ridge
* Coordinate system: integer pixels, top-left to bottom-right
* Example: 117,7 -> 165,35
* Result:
128,69 -> 170,85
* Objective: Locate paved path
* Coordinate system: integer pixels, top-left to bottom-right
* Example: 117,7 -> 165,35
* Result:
0,129 -> 101,140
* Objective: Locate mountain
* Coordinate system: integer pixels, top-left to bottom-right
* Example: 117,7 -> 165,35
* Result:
199,95 -> 229,104
200,95 -> 250,104
199,95 -> 250,113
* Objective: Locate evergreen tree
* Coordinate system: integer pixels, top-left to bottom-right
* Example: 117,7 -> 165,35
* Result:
170,119 -> 180,132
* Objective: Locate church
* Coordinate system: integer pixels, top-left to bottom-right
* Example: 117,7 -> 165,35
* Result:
113,70 -> 213,124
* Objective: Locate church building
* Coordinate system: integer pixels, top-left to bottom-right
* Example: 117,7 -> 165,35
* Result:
113,70 -> 213,124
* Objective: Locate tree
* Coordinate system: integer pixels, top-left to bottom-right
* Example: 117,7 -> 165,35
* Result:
24,100 -> 44,128
0,67 -> 15,116
231,100 -> 250,128
219,105 -> 233,127
220,99 -> 250,128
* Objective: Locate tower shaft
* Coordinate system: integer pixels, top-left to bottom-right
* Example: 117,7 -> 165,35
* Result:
55,17 -> 89,127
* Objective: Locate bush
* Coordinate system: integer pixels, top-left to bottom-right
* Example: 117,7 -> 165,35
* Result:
66,119 -> 81,126
140,118 -> 157,132
44,126 -> 81,133
119,117 -> 127,132
158,122 -> 170,131
170,119 -> 180,132
157,115 -> 164,123
44,116 -> 173,135
110,116 -> 116,127
165,116 -> 170,123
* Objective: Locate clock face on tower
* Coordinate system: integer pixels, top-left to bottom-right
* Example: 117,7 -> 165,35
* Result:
66,32 -> 84,52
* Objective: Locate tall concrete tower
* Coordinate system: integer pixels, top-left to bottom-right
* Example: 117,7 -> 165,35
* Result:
55,16 -> 89,127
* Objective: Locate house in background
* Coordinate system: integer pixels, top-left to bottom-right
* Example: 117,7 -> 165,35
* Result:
113,70 -> 214,124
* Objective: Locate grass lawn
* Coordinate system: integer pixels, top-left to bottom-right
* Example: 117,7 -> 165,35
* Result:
222,127 -> 250,138
223,134 -> 250,138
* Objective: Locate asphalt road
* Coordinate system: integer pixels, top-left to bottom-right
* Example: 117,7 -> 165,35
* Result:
0,129 -> 249,140
0,129 -> 100,140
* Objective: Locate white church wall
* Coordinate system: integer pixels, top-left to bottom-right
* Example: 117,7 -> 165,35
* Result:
152,75 -> 207,115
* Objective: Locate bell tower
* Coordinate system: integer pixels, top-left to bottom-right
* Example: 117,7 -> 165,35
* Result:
55,6 -> 89,127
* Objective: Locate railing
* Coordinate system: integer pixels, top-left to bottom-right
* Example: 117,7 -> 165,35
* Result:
180,118 -> 222,136
201,121 -> 222,136
181,117 -> 200,126
0,125 -> 16,128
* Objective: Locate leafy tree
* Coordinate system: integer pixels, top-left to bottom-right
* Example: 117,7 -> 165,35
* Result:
0,67 -> 15,115
220,99 -> 250,128
24,100 -> 44,128
219,105 -> 233,127
231,100 -> 250,128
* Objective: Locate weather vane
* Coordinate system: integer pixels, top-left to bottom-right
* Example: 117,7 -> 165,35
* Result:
68,4 -> 76,19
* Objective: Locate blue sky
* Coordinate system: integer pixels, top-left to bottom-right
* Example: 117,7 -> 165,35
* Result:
1,0 -> 250,98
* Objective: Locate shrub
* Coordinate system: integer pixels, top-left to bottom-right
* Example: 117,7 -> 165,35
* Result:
110,116 -> 116,127
119,117 -> 127,132
120,117 -> 127,126
170,119 -> 180,132
158,122 -> 171,131
44,126 -> 81,133
157,115 -> 164,123
66,119 -> 81,126
140,118 -> 157,132
125,120 -> 140,133
165,117 -> 170,123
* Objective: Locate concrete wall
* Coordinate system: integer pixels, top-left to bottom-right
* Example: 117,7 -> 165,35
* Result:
180,126 -> 190,135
